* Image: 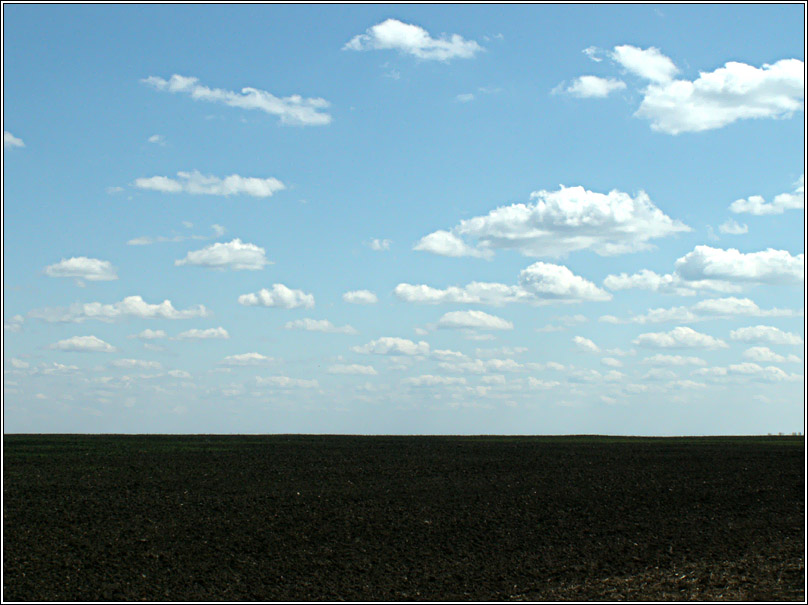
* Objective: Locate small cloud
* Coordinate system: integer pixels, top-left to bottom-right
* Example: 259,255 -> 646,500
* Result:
719,219 -> 748,235
456,93 -> 475,103
44,257 -> 118,282
221,352 -> 276,366
106,186 -> 124,195
134,170 -> 285,197
368,238 -> 391,251
175,239 -> 271,271
4,315 -> 24,333
50,335 -> 117,353
147,134 -> 166,146
4,131 -> 24,149
573,336 -> 600,353
131,329 -> 167,340
238,284 -> 315,309
343,290 -> 378,305
284,318 -> 358,335
437,310 -> 513,331
176,327 -> 230,340
327,364 -> 378,375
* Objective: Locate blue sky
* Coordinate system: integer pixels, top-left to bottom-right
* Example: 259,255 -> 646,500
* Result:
3,4 -> 805,434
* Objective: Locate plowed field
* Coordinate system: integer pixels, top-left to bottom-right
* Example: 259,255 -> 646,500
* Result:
3,435 -> 804,601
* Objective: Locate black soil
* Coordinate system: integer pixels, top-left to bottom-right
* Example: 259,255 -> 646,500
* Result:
3,435 -> 804,601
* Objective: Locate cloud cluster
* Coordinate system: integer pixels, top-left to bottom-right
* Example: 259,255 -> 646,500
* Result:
284,318 -> 358,334
142,74 -> 331,126
175,239 -> 271,271
415,185 -> 689,259
729,325 -> 803,346
730,176 -> 804,215
134,170 -> 285,197
238,284 -> 315,309
396,261 -> 610,306
30,296 -> 209,323
44,257 -> 118,282
344,18 -> 483,61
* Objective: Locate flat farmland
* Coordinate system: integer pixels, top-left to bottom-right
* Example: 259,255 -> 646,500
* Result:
3,435 -> 804,601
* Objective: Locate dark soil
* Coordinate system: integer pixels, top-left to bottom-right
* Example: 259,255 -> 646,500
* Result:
3,435 -> 804,601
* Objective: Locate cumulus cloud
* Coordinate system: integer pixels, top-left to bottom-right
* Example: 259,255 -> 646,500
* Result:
352,337 -> 430,356
395,262 -> 610,307
343,290 -> 378,304
634,326 -> 728,349
344,18 -> 483,61
327,364 -> 378,375
605,246 -> 804,296
238,284 -> 315,309
573,336 -> 600,353
730,176 -> 804,215
416,185 -> 689,259
557,75 -> 626,98
176,327 -> 229,340
284,318 -> 358,335
608,297 -> 800,324
221,352 -> 276,366
718,219 -> 748,235
437,310 -> 513,331
403,375 -> 467,387
4,131 -> 24,148
135,170 -> 285,197
44,257 -> 118,282
50,335 -> 117,353
729,325 -> 803,346
175,239 -> 271,271
30,296 -> 209,323
142,74 -> 331,126
742,346 -> 803,364
528,377 -> 561,389
147,134 -> 166,145
257,376 -> 319,389
635,57 -> 804,134
413,230 -> 493,258
695,363 -> 802,383
611,45 -> 679,83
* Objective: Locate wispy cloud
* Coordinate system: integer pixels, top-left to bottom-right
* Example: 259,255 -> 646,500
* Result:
142,74 -> 332,126
4,131 -> 25,149
134,171 -> 285,197
30,296 -> 209,323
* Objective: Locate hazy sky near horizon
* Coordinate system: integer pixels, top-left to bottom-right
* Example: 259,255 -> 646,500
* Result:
3,4 -> 805,434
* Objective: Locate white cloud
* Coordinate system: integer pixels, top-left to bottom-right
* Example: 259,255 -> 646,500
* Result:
44,257 -> 118,281
611,45 -> 679,83
127,224 -> 225,246
221,352 -> 275,366
352,337 -> 430,356
729,325 -> 803,346
176,327 -> 229,340
284,318 -> 358,335
395,262 -> 610,306
742,346 -> 802,364
111,359 -> 162,370
696,363 -> 802,383
51,335 -> 117,353
403,375 -> 467,387
730,176 -> 804,215
675,246 -> 803,286
573,336 -> 600,353
257,376 -> 319,389
131,329 -> 167,340
4,315 -> 24,332
175,239 -> 271,271
437,310 -> 513,331
559,75 -> 626,98
413,230 -> 493,258
634,326 -> 728,349
343,290 -> 378,305
4,131 -> 24,148
528,377 -> 561,389
142,74 -> 331,126
417,185 -> 689,259
238,284 -> 315,309
611,297 -> 800,324
327,364 -> 378,375
344,18 -> 483,61
601,357 -> 623,368
135,170 -> 285,197
634,56 -> 804,134
583,46 -> 603,62
641,354 -> 707,367
368,238 -> 391,251
718,219 -> 748,235
147,134 -> 166,145
456,93 -> 475,103
30,296 -> 209,323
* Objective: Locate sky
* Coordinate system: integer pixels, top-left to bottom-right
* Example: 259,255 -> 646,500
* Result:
2,4 -> 805,435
